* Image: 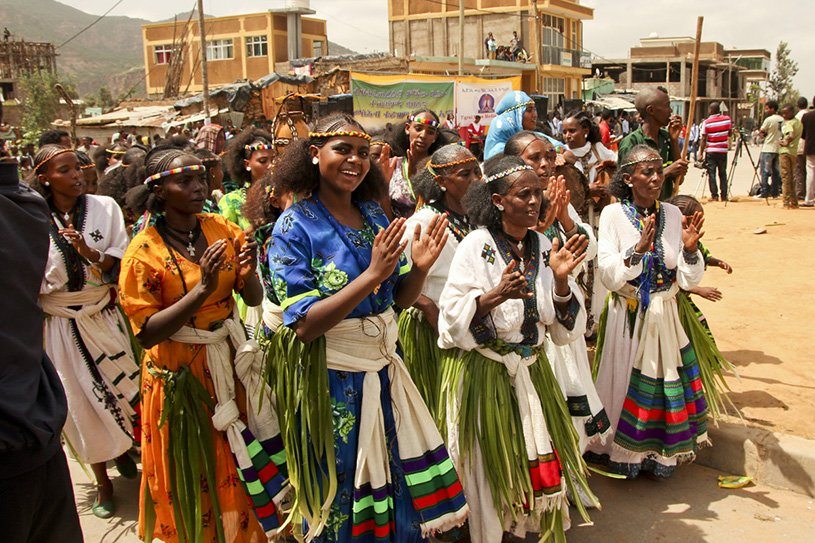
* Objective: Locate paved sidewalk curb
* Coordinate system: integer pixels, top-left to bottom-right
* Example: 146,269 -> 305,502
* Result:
696,418 -> 815,497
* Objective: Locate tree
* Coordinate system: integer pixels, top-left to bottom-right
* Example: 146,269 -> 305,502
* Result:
19,70 -> 61,145
768,41 -> 800,106
98,86 -> 116,111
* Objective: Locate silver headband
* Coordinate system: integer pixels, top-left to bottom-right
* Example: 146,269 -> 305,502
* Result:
485,164 -> 534,183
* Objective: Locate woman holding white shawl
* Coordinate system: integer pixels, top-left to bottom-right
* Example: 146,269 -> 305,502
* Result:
398,143 -> 481,420
266,114 -> 468,542
586,144 -> 709,479
437,156 -> 591,542
119,147 -> 285,543
32,145 -> 139,520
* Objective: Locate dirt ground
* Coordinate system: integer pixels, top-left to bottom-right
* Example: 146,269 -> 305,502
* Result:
675,149 -> 815,439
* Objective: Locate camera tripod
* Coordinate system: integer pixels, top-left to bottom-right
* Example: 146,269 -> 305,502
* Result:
725,130 -> 763,207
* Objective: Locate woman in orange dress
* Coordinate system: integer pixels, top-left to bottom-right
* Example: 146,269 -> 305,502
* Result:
119,146 -> 270,543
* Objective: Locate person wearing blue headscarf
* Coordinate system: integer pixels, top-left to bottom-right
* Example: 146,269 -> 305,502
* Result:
483,91 -> 564,160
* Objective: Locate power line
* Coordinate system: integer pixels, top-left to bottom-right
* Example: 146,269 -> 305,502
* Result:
57,0 -> 128,49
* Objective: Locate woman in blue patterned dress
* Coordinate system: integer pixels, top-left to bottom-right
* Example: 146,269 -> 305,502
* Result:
267,113 -> 469,542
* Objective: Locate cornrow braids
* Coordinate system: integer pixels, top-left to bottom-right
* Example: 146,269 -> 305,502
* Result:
609,144 -> 662,201
223,126 -> 275,185
271,113 -> 385,203
32,144 -> 74,173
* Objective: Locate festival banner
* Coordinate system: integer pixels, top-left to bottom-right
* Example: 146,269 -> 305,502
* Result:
455,78 -> 518,128
351,73 -> 454,131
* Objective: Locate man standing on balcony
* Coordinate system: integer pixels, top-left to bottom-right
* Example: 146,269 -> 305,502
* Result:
617,87 -> 688,200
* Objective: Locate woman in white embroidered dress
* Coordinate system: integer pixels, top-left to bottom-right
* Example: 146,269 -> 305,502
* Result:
586,144 -> 709,479
437,156 -> 590,542
32,145 -> 139,518
398,143 -> 481,418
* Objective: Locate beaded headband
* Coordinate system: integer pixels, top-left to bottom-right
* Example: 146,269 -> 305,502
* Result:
370,140 -> 390,148
308,130 -> 372,142
485,164 -> 534,184
33,148 -> 75,173
143,164 -> 206,185
80,163 -> 96,170
619,155 -> 662,169
106,148 -> 126,155
408,115 -> 439,128
428,156 -> 478,179
504,100 -> 535,114
244,143 -> 274,153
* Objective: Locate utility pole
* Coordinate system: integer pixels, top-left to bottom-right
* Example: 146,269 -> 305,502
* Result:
458,0 -> 464,76
196,0 -> 210,123
529,0 -> 541,93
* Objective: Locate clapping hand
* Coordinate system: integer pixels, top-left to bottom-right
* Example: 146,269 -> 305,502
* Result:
717,260 -> 733,274
235,236 -> 258,281
199,240 -> 228,294
495,260 -> 531,300
681,211 -> 705,252
377,143 -> 398,181
634,214 -> 656,254
410,214 -> 449,274
536,178 -> 563,233
368,218 -> 408,283
549,234 -> 589,282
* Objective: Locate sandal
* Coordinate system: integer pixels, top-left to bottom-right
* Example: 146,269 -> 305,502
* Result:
92,484 -> 115,519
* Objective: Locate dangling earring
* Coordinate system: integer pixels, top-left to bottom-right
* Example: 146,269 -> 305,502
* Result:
440,185 -> 447,192
496,204 -> 504,211
246,167 -> 251,172
626,183 -> 633,187
312,157 -> 319,165
44,181 -> 50,186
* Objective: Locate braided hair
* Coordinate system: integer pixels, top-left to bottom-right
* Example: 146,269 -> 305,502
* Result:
141,146 -> 195,213
28,144 -> 76,196
609,144 -> 662,201
463,155 -> 531,230
412,143 -> 475,205
271,113 -> 385,203
223,126 -> 275,186
565,110 -> 602,145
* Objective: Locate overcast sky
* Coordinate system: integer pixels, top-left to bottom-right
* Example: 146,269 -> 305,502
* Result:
61,0 -> 813,96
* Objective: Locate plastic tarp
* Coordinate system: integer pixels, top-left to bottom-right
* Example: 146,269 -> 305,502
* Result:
255,72 -> 314,89
174,82 -> 253,111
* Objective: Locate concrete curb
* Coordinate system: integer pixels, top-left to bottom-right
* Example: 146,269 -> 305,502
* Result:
696,418 -> 815,498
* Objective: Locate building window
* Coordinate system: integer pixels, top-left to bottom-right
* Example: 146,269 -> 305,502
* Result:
541,14 -> 566,65
246,36 -> 268,57
313,40 -> 323,57
154,44 -> 173,65
207,39 -> 234,60
543,77 -> 565,111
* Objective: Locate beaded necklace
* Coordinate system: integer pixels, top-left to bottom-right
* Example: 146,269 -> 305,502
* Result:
621,199 -> 676,309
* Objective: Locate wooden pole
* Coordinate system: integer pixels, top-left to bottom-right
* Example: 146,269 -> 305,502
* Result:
458,0 -> 464,75
196,0 -> 211,122
674,16 -> 703,196
54,83 -> 76,147
530,0 -> 541,93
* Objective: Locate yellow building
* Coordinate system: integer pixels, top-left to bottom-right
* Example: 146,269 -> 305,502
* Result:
387,0 -> 594,109
142,10 -> 328,95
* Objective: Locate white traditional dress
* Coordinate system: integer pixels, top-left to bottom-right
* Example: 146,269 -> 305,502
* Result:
398,203 -> 471,418
40,194 -> 139,464
569,141 -> 616,336
539,221 -> 611,454
587,201 -> 709,478
437,227 -> 586,543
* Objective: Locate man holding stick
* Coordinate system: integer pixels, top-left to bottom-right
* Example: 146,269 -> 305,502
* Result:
617,87 -> 689,200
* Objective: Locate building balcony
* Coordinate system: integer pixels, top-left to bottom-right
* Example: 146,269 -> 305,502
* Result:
541,46 -> 591,70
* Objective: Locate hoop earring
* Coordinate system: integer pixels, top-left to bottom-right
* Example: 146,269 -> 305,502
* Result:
312,157 -> 319,165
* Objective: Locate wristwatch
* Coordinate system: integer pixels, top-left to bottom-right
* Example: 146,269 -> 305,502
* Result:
625,246 -> 645,266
